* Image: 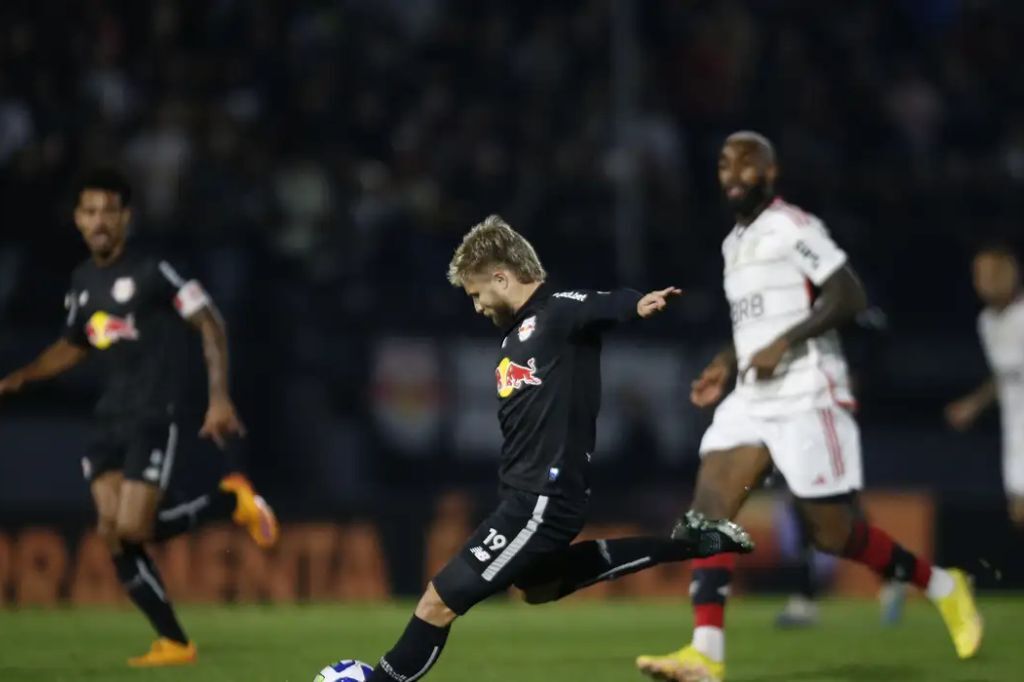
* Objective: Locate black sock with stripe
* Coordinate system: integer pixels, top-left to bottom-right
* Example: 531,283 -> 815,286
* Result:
114,543 -> 188,644
368,615 -> 450,681
152,489 -> 237,542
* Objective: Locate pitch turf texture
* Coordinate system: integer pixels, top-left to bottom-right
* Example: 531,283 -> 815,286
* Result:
2,598 -> 1022,681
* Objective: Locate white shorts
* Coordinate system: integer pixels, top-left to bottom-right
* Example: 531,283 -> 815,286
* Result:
700,392 -> 864,498
1002,446 -> 1024,499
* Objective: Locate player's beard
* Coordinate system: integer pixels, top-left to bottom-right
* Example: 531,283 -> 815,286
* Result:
489,301 -> 517,328
726,182 -> 772,221
88,231 -> 125,265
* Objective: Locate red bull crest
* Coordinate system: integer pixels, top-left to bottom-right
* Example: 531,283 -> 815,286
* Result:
495,357 -> 542,398
85,311 -> 140,350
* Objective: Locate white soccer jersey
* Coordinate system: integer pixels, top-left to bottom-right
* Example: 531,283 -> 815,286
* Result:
722,198 -> 855,417
978,296 -> 1024,472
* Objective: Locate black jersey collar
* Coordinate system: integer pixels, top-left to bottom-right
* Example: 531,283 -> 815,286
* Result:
505,281 -> 551,334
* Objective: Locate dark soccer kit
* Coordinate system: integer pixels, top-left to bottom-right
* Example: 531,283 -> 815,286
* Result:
433,284 -> 643,613
63,247 -> 210,488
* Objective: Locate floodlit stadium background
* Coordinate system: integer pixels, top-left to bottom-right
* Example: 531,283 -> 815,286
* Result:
1,0 -> 1023,604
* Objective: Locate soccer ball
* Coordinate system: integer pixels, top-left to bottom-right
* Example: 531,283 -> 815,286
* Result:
314,660 -> 374,682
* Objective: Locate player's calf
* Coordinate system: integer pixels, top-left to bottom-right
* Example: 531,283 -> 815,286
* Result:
367,583 -> 453,682
519,518 -> 754,605
113,543 -> 190,647
797,497 -> 858,555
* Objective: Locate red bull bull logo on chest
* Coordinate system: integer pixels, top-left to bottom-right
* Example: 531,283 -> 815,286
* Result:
495,357 -> 542,398
85,311 -> 140,350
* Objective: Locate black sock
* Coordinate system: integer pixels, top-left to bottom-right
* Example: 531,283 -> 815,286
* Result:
516,536 -> 698,604
793,511 -> 817,600
368,615 -> 450,681
152,489 -> 236,542
796,544 -> 817,600
114,543 -> 189,644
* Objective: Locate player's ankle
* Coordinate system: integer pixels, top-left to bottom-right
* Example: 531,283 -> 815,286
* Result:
693,626 -> 725,663
926,567 -> 955,601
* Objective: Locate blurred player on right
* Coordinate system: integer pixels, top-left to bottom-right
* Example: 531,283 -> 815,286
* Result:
636,131 -> 982,682
946,244 -> 1024,526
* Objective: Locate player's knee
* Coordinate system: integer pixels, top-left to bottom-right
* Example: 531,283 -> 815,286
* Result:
690,486 -> 732,519
97,519 -> 121,551
415,582 -> 458,627
114,517 -> 153,545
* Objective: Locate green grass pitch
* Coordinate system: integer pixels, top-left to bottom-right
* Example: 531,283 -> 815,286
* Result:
1,597 -> 1022,681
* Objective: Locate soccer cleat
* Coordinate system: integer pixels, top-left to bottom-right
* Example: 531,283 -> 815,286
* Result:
775,595 -> 819,629
220,473 -> 279,549
936,569 -> 983,659
671,512 -> 755,556
637,644 -> 724,682
879,580 -> 906,626
127,638 -> 197,667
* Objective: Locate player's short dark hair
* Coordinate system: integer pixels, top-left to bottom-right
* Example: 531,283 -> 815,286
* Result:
74,168 -> 132,208
974,240 -> 1019,262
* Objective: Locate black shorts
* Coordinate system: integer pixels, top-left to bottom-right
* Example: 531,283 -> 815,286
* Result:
433,488 -> 587,615
82,418 -> 179,490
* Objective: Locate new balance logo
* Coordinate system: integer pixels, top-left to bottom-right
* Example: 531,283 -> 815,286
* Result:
470,546 -> 492,562
553,290 -> 588,302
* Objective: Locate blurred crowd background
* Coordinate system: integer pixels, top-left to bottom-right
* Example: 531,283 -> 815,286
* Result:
1,1 -> 1023,590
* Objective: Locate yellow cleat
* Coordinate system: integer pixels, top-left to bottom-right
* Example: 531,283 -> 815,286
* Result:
220,473 -> 279,549
636,645 -> 724,682
936,568 -> 983,659
127,638 -> 197,667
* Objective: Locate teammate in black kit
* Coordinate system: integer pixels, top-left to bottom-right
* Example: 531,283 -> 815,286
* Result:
0,169 -> 279,667
361,215 -> 754,682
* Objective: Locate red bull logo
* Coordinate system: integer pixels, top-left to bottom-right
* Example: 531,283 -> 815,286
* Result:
495,357 -> 542,398
85,311 -> 139,350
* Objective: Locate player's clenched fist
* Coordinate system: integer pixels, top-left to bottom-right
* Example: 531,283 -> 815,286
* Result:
690,360 -> 730,408
199,397 -> 247,449
944,396 -> 983,432
637,287 -> 682,318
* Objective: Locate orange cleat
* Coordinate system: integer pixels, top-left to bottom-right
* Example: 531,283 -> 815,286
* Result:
127,638 -> 197,667
220,473 -> 279,548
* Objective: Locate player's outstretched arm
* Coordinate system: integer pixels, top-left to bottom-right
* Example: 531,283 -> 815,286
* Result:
187,306 -> 246,448
945,378 -> 997,431
748,265 -> 867,379
0,339 -> 88,397
563,287 -> 678,335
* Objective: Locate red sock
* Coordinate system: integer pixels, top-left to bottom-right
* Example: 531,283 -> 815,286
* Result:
691,554 -> 736,629
843,521 -> 931,590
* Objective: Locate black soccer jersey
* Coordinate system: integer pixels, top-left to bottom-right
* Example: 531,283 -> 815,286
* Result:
494,284 -> 642,502
63,247 -> 210,419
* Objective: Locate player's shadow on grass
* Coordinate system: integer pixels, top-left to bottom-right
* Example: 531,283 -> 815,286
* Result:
740,662 -> 923,681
